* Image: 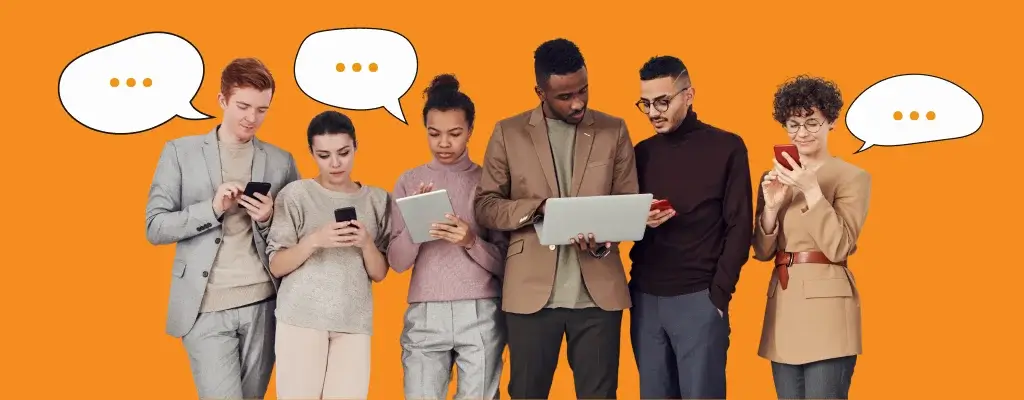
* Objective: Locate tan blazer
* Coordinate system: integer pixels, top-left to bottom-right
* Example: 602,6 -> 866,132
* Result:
474,105 -> 639,314
752,157 -> 871,365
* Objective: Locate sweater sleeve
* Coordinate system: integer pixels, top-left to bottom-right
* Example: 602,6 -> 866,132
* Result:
386,174 -> 421,273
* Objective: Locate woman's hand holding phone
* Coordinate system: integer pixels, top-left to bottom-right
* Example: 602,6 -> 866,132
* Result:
304,222 -> 352,249
762,171 -> 789,211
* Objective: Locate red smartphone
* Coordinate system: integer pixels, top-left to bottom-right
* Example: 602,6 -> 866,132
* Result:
774,144 -> 802,170
651,199 -> 674,212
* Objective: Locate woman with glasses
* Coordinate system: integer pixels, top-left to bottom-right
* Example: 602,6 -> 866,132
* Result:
752,75 -> 872,399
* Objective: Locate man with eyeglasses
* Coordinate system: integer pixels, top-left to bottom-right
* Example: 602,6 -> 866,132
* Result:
627,55 -> 753,399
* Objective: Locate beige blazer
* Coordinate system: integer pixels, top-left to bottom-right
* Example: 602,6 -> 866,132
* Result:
752,157 -> 871,365
474,105 -> 639,314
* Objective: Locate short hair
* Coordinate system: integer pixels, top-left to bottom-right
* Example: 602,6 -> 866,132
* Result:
220,57 -> 275,99
533,38 -> 586,87
421,73 -> 476,129
639,55 -> 689,82
306,110 -> 356,150
771,75 -> 844,125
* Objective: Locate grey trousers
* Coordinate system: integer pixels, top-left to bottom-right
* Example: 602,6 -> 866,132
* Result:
400,298 -> 506,400
771,355 -> 857,399
182,298 -> 276,399
629,286 -> 730,399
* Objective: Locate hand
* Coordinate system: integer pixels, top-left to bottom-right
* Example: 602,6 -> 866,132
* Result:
647,200 -> 676,228
414,181 -> 434,195
570,233 -> 609,253
430,214 -> 476,248
304,222 -> 351,249
239,192 -> 274,223
761,170 -> 790,210
212,182 -> 245,216
773,153 -> 820,194
339,220 -> 373,249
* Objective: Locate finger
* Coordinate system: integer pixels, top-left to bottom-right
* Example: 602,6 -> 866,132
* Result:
238,200 -> 258,212
587,233 -> 597,248
780,152 -> 801,169
431,223 -> 455,233
253,192 -> 271,203
445,214 -> 460,224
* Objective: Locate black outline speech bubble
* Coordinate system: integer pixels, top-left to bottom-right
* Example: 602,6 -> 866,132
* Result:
58,31 -> 213,135
847,73 -> 984,154
293,27 -> 419,126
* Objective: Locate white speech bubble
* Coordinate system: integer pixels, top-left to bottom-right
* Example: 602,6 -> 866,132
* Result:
845,73 -> 983,153
294,28 -> 418,124
58,31 -> 212,135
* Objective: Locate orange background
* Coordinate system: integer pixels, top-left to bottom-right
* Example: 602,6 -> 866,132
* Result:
1,0 -> 1019,398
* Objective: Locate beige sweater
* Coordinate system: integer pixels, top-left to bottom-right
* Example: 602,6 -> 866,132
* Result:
266,179 -> 392,334
200,140 -> 274,312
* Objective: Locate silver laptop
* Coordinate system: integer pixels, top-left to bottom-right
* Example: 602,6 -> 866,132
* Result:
534,193 -> 653,246
395,189 -> 456,244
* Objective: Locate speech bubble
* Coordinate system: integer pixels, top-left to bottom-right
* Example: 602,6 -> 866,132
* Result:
294,28 -> 418,124
846,73 -> 983,153
58,31 -> 212,135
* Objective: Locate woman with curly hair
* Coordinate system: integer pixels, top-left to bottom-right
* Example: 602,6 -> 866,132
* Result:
752,75 -> 872,399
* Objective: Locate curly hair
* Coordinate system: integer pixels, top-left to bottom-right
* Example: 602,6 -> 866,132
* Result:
771,75 -> 843,125
534,38 -> 586,87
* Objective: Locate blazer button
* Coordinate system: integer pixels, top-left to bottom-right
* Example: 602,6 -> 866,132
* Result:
202,271 -> 209,278
214,238 -> 221,244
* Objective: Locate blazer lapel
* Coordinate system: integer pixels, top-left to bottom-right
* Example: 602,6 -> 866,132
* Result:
527,106 -> 559,198
251,137 -> 267,183
202,127 -> 223,189
569,110 -> 596,197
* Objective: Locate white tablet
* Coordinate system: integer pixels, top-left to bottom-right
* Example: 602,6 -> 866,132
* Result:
533,193 -> 654,246
395,189 -> 456,244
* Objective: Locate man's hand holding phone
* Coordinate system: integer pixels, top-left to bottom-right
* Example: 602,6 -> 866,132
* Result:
647,199 -> 676,228
212,182 -> 245,218
570,233 -> 611,258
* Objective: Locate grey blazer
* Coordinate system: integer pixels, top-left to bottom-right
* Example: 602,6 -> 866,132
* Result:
145,127 -> 301,338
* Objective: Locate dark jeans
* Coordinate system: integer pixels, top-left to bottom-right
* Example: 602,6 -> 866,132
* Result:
505,307 -> 622,399
771,355 -> 857,399
629,286 -> 730,399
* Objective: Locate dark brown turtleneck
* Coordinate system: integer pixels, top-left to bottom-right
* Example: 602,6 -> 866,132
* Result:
628,107 -> 754,312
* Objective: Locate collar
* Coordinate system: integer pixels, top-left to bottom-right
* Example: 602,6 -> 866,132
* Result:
427,148 -> 474,172
661,105 -> 701,142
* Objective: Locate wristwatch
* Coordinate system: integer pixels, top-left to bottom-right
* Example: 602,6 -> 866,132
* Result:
590,245 -> 611,258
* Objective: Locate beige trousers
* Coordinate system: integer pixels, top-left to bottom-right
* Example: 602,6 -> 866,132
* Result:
275,321 -> 372,399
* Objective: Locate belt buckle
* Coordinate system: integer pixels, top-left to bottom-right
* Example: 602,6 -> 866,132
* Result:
785,252 -> 795,268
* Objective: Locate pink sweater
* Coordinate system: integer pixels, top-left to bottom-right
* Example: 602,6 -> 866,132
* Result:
387,150 -> 508,303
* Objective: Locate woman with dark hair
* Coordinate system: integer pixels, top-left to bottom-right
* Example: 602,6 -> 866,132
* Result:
265,110 -> 392,399
386,73 -> 508,399
753,75 -> 872,399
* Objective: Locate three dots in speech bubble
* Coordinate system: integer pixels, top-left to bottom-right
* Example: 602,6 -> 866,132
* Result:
893,110 -> 936,121
109,77 -> 153,88
335,62 -> 379,73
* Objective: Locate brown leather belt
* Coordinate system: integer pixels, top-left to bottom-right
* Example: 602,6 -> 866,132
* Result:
774,251 -> 847,290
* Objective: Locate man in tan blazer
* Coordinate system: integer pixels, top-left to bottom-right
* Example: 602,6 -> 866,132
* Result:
474,38 -> 639,400
145,58 -> 300,399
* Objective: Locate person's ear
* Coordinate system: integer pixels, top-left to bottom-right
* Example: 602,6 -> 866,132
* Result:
534,86 -> 544,102
218,93 -> 228,110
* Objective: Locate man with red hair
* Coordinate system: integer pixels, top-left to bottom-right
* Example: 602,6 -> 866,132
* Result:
145,57 -> 300,399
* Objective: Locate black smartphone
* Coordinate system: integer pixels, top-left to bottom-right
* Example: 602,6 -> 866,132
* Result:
334,206 -> 357,223
243,181 -> 271,199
